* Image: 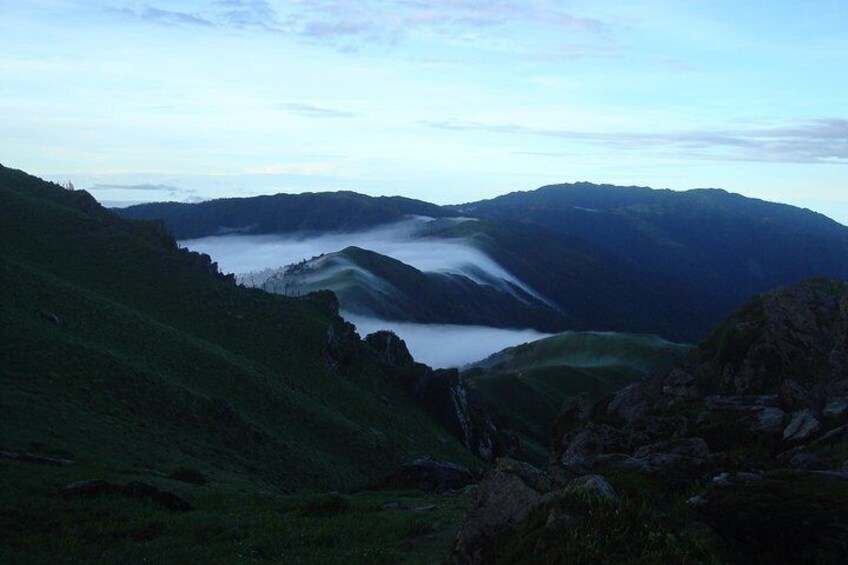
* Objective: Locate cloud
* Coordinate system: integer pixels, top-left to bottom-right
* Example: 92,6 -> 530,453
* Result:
288,1 -> 607,47
115,6 -> 214,27
277,102 -> 357,118
90,183 -> 193,192
179,217 -> 544,300
215,0 -> 279,31
115,1 -> 609,53
244,162 -> 341,175
423,118 -> 848,165
89,183 -> 198,201
343,313 -> 551,369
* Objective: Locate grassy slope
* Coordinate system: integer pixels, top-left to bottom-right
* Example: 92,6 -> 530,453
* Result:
262,246 -> 568,331
465,332 -> 691,463
1,460 -> 470,565
0,165 -> 477,562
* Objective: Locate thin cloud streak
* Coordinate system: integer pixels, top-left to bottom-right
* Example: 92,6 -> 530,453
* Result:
423,118 -> 848,165
90,183 -> 193,193
111,6 -> 214,27
277,103 -> 357,118
114,1 -> 609,50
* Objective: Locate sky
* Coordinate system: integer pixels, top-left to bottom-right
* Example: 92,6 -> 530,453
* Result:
2,0 -> 847,223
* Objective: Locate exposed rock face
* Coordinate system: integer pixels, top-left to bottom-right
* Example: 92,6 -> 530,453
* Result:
702,279 -> 848,394
448,279 -> 848,563
364,331 -> 415,367
364,330 -> 505,462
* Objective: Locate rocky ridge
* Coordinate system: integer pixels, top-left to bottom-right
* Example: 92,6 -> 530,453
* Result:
449,279 -> 848,564
363,330 -> 508,462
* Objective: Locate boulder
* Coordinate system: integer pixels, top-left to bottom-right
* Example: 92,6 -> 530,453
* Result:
783,409 -> 821,442
660,368 -> 700,406
823,397 -> 848,422
700,395 -> 786,438
607,383 -> 651,424
379,458 -> 473,493
447,459 -> 550,564
565,474 -> 618,502
558,424 -> 630,471
618,437 -> 712,479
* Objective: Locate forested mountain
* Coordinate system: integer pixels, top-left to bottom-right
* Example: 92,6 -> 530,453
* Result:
453,182 -> 848,320
119,191 -> 456,239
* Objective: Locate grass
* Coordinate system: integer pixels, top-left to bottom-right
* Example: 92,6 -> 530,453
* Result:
492,488 -> 725,565
0,165 -> 480,562
465,332 -> 691,463
0,460 -> 470,565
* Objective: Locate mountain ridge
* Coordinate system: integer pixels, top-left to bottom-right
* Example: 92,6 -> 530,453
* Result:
116,180 -> 848,343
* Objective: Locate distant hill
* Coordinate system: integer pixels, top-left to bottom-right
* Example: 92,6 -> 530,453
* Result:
452,182 -> 848,323
116,181 -> 848,342
464,332 -> 691,463
429,219 -> 712,341
119,191 -> 457,239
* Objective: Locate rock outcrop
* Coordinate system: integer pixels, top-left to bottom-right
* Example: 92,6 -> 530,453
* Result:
448,279 -> 848,563
364,330 -> 506,462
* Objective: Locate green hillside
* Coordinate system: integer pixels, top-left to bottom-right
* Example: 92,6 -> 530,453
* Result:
464,332 -> 691,463
0,165 -> 479,563
253,246 -> 568,331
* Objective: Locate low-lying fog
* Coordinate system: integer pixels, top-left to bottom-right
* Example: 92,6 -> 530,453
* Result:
179,217 -> 555,367
344,313 -> 552,369
180,217 -> 535,295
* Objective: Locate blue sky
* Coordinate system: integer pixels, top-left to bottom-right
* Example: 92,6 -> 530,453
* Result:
2,1 -> 846,222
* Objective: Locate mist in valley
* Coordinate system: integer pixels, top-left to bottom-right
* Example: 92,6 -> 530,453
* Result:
344,313 -> 552,369
179,217 -> 535,294
178,217 -> 557,367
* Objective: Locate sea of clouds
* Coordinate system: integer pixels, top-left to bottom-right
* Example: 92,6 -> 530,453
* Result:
179,217 -> 554,368
344,313 -> 552,369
